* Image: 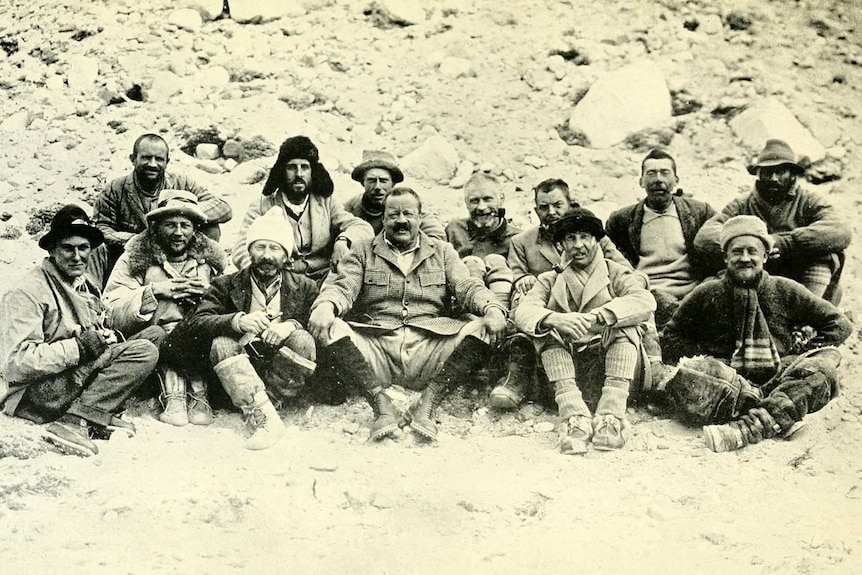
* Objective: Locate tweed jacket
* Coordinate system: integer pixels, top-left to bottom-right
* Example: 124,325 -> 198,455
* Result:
0,259 -> 106,409
514,257 -> 656,346
693,183 -> 852,274
445,216 -> 522,259
343,194 -> 447,240
605,194 -> 716,279
313,232 -> 501,335
92,171 -> 233,250
662,271 -> 852,370
232,192 -> 374,275
103,231 -> 227,337
508,225 -> 634,284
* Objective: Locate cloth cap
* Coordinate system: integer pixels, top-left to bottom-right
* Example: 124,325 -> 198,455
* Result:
351,150 -> 404,184
720,215 -> 775,253
747,139 -> 805,175
146,189 -> 207,225
550,207 -> 606,243
38,204 -> 104,250
246,207 -> 295,255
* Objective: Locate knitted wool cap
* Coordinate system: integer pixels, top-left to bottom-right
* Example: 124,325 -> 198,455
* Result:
246,207 -> 295,255
719,214 -> 775,253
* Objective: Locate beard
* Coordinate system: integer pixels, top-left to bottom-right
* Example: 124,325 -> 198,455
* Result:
755,178 -> 794,203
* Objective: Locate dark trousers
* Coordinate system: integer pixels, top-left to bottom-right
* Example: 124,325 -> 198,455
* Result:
14,327 -> 161,426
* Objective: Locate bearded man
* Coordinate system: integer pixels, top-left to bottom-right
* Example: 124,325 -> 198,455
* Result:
103,190 -> 227,427
233,136 -> 373,281
90,133 -> 233,286
182,207 -> 319,450
694,139 -> 851,304
663,215 -> 852,452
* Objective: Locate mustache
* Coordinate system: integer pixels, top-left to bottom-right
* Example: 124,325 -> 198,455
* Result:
392,223 -> 410,232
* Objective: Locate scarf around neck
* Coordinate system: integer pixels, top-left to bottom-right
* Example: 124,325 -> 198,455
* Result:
727,272 -> 782,384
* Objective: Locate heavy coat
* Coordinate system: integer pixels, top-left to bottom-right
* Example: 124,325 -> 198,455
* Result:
693,184 -> 851,287
343,193 -> 447,240
232,192 -> 374,275
514,257 -> 656,347
661,271 -> 853,371
508,225 -> 633,284
0,259 -> 105,410
103,231 -> 227,337
445,217 -> 522,259
313,232 -> 500,335
92,171 -> 233,250
605,194 -> 716,279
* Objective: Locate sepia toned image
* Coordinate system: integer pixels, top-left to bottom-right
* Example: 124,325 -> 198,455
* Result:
0,1 -> 860,573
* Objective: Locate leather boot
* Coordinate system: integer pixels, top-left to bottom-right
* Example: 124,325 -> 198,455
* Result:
406,336 -> 490,441
158,368 -> 189,427
213,355 -> 285,450
244,390 -> 286,451
324,338 -> 398,441
490,336 -> 535,410
187,375 -> 214,426
43,414 -> 99,457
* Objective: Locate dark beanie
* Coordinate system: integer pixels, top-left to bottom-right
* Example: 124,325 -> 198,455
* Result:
550,207 -> 606,243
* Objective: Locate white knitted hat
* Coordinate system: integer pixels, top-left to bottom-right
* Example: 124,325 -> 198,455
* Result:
720,215 -> 774,253
246,207 -> 295,254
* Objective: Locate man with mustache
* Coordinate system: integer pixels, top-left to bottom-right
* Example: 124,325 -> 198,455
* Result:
662,215 -> 852,452
344,150 -> 446,239
445,173 -> 521,308
514,209 -> 656,454
1,206 -> 159,456
181,208 -> 319,450
102,190 -> 227,427
233,136 -> 374,281
493,178 -> 631,410
694,139 -> 851,304
89,133 -> 233,287
309,187 -> 508,443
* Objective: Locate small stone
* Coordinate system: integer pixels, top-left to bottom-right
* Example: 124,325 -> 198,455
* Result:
222,139 -> 242,158
195,143 -> 220,160
195,160 -> 223,174
223,158 -> 238,172
534,421 -> 555,433
66,56 -> 99,93
342,421 -> 361,435
523,155 -> 546,168
439,57 -> 474,79
0,110 -> 31,132
373,0 -> 426,26
700,14 -> 723,35
169,8 -> 203,30
231,162 -> 268,185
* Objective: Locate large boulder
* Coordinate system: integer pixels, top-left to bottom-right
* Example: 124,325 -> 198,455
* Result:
401,135 -> 460,184
66,56 -> 100,93
729,98 -> 826,162
566,61 -> 671,149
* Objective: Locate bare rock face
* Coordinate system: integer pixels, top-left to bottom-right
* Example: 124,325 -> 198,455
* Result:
401,135 -> 460,184
729,98 -> 826,163
567,61 -> 672,149
229,0 -> 307,23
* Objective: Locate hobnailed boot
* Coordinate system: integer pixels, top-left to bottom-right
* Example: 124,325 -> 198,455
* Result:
703,407 -> 784,452
244,390 -> 286,451
158,368 -> 189,427
187,376 -> 214,426
592,378 -> 630,451
409,379 -> 446,441
490,336 -> 535,410
43,414 -> 99,457
364,386 -> 400,442
213,355 -> 285,450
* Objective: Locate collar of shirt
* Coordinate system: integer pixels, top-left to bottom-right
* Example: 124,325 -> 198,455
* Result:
251,272 -> 282,305
643,201 -> 680,223
384,235 -> 421,255
282,193 -> 309,219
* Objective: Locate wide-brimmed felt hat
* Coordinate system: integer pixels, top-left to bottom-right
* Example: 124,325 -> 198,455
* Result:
146,189 -> 207,226
747,139 -> 805,175
351,150 -> 404,184
550,207 -> 606,243
38,204 -> 104,250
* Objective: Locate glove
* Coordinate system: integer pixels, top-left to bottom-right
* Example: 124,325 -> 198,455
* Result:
76,329 -> 108,361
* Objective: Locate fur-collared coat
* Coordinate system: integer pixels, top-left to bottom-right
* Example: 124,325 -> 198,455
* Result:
103,231 -> 227,337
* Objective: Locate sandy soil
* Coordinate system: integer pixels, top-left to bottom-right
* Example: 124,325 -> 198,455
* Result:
1,0 -> 861,573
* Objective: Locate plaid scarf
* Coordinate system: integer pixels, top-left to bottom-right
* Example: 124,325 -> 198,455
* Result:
728,274 -> 782,384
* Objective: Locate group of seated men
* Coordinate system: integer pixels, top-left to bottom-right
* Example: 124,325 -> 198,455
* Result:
0,133 -> 853,457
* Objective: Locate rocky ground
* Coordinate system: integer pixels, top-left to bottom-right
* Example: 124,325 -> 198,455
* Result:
1,0 -> 862,573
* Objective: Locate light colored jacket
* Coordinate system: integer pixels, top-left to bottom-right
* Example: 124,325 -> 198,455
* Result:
103,231 -> 227,336
1,259 -> 104,409
313,232 -> 501,336
232,192 -> 374,276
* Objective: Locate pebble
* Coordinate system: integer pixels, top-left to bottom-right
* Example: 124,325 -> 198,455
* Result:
195,143 -> 220,160
534,421 -> 556,433
439,57 -> 474,79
